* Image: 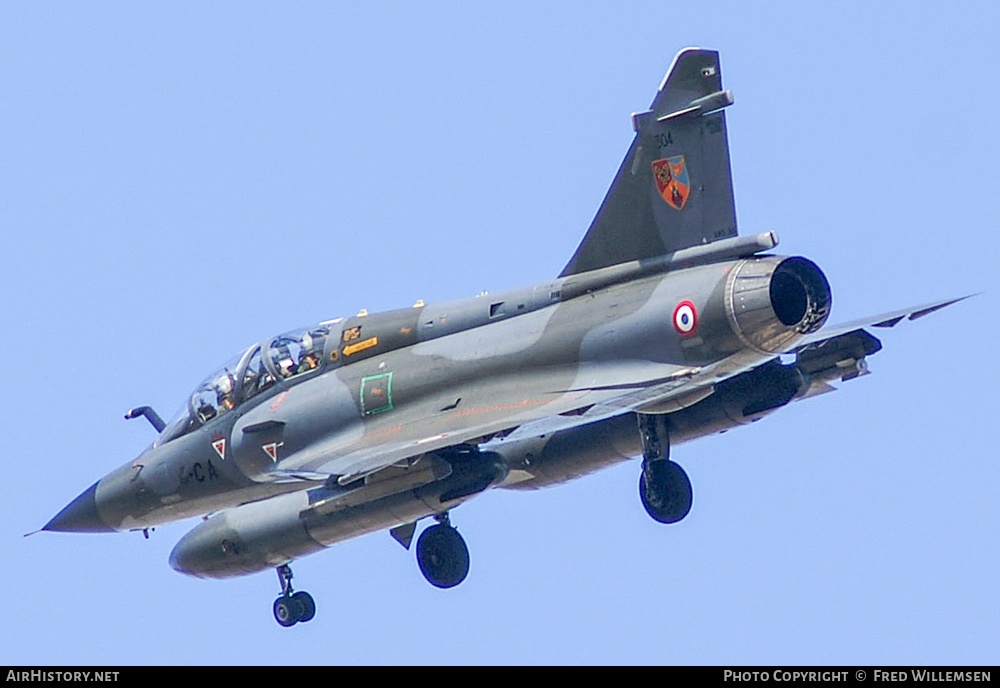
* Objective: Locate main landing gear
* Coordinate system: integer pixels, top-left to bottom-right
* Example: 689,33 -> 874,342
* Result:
416,512 -> 470,589
272,564 -> 315,627
637,413 -> 693,524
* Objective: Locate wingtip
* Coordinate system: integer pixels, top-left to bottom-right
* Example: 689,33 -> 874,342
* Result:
870,293 -> 977,328
907,293 -> 979,321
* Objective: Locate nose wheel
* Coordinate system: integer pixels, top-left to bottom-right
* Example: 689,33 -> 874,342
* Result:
272,564 -> 316,627
416,514 -> 470,588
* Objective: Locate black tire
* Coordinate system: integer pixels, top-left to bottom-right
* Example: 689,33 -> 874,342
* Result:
273,596 -> 298,627
416,523 -> 470,589
639,460 -> 693,524
292,591 -> 316,623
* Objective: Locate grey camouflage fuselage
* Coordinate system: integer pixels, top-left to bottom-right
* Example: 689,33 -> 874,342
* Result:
44,49 -> 963,614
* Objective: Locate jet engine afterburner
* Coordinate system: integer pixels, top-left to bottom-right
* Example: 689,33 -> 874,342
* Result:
725,256 -> 832,353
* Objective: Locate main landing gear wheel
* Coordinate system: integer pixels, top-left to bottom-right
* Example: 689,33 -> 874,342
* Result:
639,460 -> 693,524
416,519 -> 470,589
272,564 -> 316,627
636,413 -> 692,524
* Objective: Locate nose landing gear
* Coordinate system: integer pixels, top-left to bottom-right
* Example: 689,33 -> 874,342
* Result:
272,564 -> 316,627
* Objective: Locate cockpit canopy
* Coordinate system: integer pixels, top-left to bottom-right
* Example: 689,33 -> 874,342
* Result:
156,325 -> 332,445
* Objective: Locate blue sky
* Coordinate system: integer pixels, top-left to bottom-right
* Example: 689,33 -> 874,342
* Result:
2,2 -> 997,665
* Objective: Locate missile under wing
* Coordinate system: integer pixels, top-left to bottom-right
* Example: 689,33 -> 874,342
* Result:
41,48 -> 970,627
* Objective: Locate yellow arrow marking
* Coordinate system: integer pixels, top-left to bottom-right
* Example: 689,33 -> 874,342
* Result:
343,336 -> 378,356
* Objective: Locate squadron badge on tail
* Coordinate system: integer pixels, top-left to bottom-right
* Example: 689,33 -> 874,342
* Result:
652,155 -> 690,210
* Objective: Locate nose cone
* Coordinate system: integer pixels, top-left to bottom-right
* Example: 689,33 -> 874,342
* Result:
43,481 -> 115,533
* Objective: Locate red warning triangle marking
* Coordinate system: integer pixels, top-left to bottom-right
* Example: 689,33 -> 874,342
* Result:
262,442 -> 279,462
212,438 -> 226,460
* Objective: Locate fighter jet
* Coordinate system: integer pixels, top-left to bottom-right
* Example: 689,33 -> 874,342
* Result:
42,48 -> 968,627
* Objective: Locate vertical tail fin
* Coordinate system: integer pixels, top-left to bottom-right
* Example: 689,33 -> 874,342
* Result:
560,48 -> 738,277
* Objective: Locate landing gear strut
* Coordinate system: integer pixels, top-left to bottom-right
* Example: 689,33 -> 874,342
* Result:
272,564 -> 316,627
637,413 -> 693,524
416,512 -> 470,589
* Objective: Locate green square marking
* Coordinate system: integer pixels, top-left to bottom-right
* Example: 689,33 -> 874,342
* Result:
360,372 -> 394,415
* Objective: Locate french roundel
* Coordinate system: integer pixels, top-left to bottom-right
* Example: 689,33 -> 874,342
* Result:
673,300 -> 698,337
